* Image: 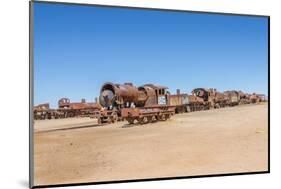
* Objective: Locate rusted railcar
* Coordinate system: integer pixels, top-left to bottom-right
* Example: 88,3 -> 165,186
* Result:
224,90 -> 240,106
169,89 -> 190,113
169,88 -> 215,113
33,103 -> 51,120
169,88 -> 212,113
33,103 -> 61,120
57,98 -> 101,118
256,94 -> 267,102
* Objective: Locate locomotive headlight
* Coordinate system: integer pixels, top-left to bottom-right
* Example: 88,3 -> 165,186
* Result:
99,89 -> 115,107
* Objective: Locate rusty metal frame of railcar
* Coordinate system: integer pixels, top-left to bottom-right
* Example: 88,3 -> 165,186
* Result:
29,1 -> 270,188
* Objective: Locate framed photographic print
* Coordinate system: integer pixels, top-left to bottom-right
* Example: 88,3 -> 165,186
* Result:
30,1 -> 269,188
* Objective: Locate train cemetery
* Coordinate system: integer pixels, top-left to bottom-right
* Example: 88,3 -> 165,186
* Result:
33,82 -> 268,185
33,82 -> 266,124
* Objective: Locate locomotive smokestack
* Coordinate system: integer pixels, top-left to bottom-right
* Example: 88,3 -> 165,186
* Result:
81,98 -> 86,103
124,82 -> 133,86
95,97 -> 98,103
177,89 -> 180,95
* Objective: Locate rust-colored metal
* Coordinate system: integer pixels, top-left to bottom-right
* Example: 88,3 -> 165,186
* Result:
33,103 -> 52,120
238,91 -> 251,104
33,103 -> 50,111
58,98 -> 100,110
169,89 -> 190,113
99,82 -> 140,108
256,94 -> 267,102
213,90 -> 229,108
224,90 -> 240,106
58,98 -> 70,108
121,84 -> 175,124
191,88 -> 214,110
56,98 -> 101,118
249,93 -> 263,103
97,82 -> 175,124
121,107 -> 175,124
33,83 -> 266,122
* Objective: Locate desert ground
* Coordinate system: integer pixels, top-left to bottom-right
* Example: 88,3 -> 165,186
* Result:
33,103 -> 268,186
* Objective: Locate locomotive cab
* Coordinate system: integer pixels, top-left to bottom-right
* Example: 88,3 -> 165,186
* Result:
142,84 -> 169,106
156,88 -> 168,105
58,98 -> 71,108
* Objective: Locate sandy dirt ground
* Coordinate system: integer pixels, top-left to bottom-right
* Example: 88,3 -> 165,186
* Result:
33,103 -> 268,186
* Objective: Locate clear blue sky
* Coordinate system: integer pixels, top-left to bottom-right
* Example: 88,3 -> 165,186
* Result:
34,2 -> 268,108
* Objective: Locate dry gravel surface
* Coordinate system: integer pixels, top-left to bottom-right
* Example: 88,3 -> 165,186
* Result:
33,103 -> 268,186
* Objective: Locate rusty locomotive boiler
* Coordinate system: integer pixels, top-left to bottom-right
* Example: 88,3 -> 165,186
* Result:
96,82 -> 141,124
212,90 -> 229,108
121,84 -> 175,124
191,88 -> 215,109
96,82 -> 175,124
238,91 -> 251,104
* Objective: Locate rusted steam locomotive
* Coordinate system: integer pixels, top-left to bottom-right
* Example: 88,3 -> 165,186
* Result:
95,82 -> 175,124
191,88 -> 234,108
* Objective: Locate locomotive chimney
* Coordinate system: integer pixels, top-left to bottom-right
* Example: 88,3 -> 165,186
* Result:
176,89 -> 180,95
95,97 -> 98,103
81,98 -> 86,103
124,82 -> 133,86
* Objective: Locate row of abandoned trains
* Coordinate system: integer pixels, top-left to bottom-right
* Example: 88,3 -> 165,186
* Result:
33,82 -> 266,124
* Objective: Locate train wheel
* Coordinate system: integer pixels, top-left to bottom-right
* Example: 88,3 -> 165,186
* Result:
142,116 -> 148,124
215,103 -> 220,109
151,116 -> 155,122
166,114 -> 171,120
156,115 -> 160,121
138,117 -> 144,124
191,106 -> 194,111
160,114 -> 165,121
111,112 -> 118,123
128,118 -> 134,124
98,118 -> 102,125
147,116 -> 151,123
